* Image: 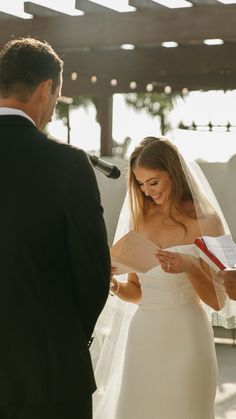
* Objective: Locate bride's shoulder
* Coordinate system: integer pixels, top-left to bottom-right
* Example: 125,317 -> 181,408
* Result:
197,211 -> 225,236
181,200 -> 197,219
180,202 -> 224,235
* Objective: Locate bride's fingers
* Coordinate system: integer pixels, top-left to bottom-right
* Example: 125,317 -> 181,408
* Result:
156,252 -> 175,262
156,250 -> 174,257
160,262 -> 173,272
157,255 -> 175,265
111,266 -> 118,274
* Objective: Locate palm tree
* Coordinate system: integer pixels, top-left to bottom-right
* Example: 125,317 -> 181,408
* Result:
125,92 -> 176,135
55,96 -> 96,144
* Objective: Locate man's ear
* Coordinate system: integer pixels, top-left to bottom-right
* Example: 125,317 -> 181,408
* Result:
38,79 -> 52,101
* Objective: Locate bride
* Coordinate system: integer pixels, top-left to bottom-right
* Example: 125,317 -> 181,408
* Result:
93,137 -> 229,419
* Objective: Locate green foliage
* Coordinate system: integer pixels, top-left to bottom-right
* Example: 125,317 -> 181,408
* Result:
125,92 -> 176,135
55,96 -> 95,123
55,96 -> 97,143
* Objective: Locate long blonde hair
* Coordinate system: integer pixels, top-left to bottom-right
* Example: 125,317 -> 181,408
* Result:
128,137 -> 196,231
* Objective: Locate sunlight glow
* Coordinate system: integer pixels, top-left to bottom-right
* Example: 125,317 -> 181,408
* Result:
87,0 -> 136,12
48,91 -> 236,163
151,0 -> 193,8
217,0 -> 236,4
0,0 -> 32,19
28,0 -> 84,16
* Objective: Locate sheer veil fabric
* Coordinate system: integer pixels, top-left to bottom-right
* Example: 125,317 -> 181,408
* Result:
180,157 -> 236,327
91,146 -> 236,419
91,193 -> 135,419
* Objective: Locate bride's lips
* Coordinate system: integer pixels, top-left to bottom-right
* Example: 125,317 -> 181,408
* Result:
151,193 -> 161,200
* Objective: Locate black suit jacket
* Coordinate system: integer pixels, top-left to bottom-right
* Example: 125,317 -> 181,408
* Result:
0,115 -> 110,404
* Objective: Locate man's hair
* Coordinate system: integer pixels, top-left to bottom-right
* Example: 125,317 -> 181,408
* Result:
0,37 -> 63,102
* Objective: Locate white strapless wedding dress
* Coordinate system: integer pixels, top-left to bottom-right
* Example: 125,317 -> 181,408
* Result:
114,244 -> 217,419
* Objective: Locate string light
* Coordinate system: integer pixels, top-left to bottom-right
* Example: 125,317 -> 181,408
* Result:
71,72 -> 78,81
91,76 -> 98,84
58,96 -> 73,104
110,79 -> 118,86
146,83 -> 154,92
182,87 -> 189,95
129,81 -> 137,90
164,85 -> 172,94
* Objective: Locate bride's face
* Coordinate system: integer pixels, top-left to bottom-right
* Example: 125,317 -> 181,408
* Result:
133,166 -> 173,206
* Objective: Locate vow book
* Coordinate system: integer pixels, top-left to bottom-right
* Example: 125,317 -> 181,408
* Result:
110,231 -> 159,275
194,234 -> 236,271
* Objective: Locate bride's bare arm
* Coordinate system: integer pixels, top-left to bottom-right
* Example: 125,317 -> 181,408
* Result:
186,258 -> 223,311
110,273 -> 141,304
156,250 -> 222,311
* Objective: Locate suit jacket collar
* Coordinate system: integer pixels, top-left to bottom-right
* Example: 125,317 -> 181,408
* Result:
0,108 -> 35,126
0,114 -> 36,129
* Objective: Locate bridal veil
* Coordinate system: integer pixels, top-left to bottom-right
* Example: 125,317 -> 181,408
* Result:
91,137 -> 236,419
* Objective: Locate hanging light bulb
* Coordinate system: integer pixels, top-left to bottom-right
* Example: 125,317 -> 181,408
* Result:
129,81 -> 137,90
58,96 -> 73,105
182,87 -> 189,95
71,72 -> 78,81
164,85 -> 172,94
110,79 -> 118,87
146,83 -> 154,92
91,75 -> 98,84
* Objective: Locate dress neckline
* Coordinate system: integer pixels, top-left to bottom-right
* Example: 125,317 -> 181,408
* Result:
163,243 -> 195,250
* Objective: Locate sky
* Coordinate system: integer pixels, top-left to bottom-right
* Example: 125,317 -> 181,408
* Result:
48,90 -> 236,163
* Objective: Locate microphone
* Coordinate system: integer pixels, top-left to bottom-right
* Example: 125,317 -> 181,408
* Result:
88,154 -> 121,179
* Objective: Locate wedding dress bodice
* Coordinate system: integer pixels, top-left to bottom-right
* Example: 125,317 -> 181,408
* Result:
138,244 -> 199,310
95,243 -> 217,419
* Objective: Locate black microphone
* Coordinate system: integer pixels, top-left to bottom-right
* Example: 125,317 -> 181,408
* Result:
88,154 -> 121,179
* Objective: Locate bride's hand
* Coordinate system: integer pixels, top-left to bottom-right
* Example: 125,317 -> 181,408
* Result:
111,266 -> 117,276
155,250 -> 194,274
110,266 -> 119,294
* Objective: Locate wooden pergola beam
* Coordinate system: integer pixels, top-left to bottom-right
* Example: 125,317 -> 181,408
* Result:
62,44 -> 236,74
60,44 -> 236,93
1,5 -> 236,50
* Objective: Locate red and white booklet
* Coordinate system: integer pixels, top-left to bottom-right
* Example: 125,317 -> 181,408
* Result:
194,234 -> 236,271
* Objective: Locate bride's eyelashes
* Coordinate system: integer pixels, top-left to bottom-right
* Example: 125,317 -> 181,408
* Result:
138,182 -> 159,194
138,181 -> 158,187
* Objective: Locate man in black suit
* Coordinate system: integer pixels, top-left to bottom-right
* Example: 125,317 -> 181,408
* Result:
0,38 -> 110,419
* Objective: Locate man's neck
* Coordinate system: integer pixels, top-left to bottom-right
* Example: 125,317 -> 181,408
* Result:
0,98 -> 39,127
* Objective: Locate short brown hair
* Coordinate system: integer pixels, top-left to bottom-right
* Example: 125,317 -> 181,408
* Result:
0,37 -> 63,102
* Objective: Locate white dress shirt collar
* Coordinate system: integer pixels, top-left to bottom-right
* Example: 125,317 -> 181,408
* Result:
0,107 -> 36,126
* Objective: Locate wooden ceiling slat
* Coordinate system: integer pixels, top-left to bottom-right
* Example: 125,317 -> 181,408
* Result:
59,44 -> 236,93
24,2 -> 68,17
62,44 -> 236,76
129,0 -> 165,10
0,1 -> 236,92
0,5 -> 236,50
76,0 -> 118,13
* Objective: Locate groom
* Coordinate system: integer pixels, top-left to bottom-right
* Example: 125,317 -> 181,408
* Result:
0,38 -> 110,418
